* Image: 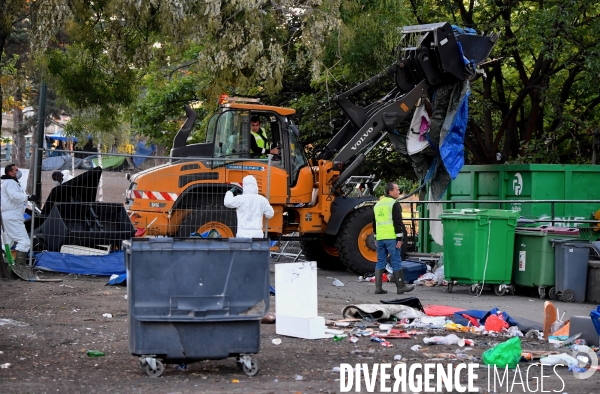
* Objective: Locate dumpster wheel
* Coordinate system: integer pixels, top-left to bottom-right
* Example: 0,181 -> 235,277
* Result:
139,357 -> 164,377
538,286 -> 546,299
494,285 -> 506,296
237,355 -> 259,376
468,284 -> 484,295
561,289 -> 575,303
548,287 -> 558,300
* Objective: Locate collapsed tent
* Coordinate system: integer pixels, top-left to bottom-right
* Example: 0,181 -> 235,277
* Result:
30,167 -> 136,252
388,79 -> 470,200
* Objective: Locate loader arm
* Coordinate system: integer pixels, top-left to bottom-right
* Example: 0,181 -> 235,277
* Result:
321,22 -> 497,193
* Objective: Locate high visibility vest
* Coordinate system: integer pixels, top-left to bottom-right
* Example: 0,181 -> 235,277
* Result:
251,129 -> 267,156
374,196 -> 396,240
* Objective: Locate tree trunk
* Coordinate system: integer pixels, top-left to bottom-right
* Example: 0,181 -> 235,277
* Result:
11,104 -> 27,167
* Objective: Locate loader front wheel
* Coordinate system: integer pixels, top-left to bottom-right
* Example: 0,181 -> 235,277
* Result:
301,236 -> 344,271
177,207 -> 237,238
335,206 -> 378,275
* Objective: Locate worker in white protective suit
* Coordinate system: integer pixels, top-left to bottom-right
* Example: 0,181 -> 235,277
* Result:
1,164 -> 39,265
224,175 -> 274,238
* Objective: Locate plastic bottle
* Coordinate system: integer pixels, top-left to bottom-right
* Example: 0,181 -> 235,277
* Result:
540,353 -> 578,368
87,350 -> 105,357
423,334 -> 461,345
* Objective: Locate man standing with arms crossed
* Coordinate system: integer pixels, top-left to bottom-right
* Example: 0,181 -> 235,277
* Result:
372,182 -> 413,294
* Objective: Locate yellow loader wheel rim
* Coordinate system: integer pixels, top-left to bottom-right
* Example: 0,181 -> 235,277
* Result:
357,224 -> 377,262
321,240 -> 340,257
197,221 -> 235,238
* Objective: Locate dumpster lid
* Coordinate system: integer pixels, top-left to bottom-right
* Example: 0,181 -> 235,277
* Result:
441,208 -> 519,218
550,239 -> 599,252
539,225 -> 580,236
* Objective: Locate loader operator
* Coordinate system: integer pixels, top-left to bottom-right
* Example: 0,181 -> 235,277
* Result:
224,174 -> 274,238
372,182 -> 414,295
1,164 -> 39,266
250,116 -> 280,158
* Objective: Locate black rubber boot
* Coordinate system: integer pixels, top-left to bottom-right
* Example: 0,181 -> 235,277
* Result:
393,270 -> 414,294
374,269 -> 387,294
15,251 -> 28,266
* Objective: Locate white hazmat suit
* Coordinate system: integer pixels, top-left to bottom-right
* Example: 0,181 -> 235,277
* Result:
224,175 -> 274,238
1,175 -> 30,253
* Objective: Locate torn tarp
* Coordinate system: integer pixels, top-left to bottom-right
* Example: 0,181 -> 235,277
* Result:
35,251 -> 125,276
342,304 -> 426,321
388,79 -> 470,200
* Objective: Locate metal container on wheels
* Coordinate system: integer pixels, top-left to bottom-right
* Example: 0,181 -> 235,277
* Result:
124,237 -> 270,377
550,239 -> 592,303
441,209 -> 519,296
513,226 -> 579,299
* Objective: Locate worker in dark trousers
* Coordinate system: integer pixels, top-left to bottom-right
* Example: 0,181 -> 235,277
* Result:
372,182 -> 413,294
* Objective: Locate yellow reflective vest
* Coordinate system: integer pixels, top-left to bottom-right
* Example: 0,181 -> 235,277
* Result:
374,196 -> 396,240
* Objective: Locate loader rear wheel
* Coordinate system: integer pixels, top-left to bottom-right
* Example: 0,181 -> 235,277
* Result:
335,206 -> 378,275
301,236 -> 344,271
177,207 -> 237,238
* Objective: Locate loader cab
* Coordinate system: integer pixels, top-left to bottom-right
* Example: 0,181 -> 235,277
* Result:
205,101 -> 309,187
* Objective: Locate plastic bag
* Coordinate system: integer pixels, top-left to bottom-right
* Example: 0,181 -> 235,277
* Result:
423,334 -> 460,345
485,315 -> 509,332
540,353 -> 578,368
482,337 -> 522,369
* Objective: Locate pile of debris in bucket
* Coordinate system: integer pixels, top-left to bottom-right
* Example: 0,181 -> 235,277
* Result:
321,298 -> 600,372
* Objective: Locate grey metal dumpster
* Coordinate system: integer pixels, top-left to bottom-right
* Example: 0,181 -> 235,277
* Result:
586,261 -> 600,303
124,237 -> 270,377
550,240 -> 591,303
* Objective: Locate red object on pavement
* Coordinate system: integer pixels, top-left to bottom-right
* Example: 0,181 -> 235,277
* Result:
462,314 -> 481,327
424,305 -> 464,316
375,329 -> 411,339
485,315 -> 509,332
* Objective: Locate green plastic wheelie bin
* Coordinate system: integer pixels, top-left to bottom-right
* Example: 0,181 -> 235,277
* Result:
441,209 -> 519,296
513,226 -> 580,299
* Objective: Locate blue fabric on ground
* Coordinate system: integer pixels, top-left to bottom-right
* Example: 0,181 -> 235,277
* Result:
107,273 -> 127,285
590,306 -> 600,335
454,308 -> 518,327
34,251 -> 126,276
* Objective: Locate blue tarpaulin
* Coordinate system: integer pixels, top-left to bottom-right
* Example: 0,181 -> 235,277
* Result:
46,131 -> 78,143
439,83 -> 470,180
132,141 -> 157,168
34,251 -> 126,276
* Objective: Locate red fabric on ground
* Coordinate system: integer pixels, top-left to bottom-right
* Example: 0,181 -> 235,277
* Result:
424,305 -> 464,316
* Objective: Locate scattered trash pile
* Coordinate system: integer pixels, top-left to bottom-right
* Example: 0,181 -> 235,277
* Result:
358,257 -> 444,287
316,297 -> 600,373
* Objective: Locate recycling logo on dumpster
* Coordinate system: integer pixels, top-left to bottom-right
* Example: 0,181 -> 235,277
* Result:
513,173 -> 523,195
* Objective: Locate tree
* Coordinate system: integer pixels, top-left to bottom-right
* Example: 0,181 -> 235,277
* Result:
1,0 -> 31,167
443,0 -> 600,164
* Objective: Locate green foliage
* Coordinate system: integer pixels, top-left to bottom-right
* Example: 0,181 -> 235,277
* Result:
9,0 -> 600,179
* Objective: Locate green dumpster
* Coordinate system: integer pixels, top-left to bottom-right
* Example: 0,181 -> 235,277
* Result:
441,209 -> 519,295
419,164 -> 600,253
513,226 -> 580,299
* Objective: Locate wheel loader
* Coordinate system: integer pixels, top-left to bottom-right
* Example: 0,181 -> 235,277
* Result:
125,22 -> 497,274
